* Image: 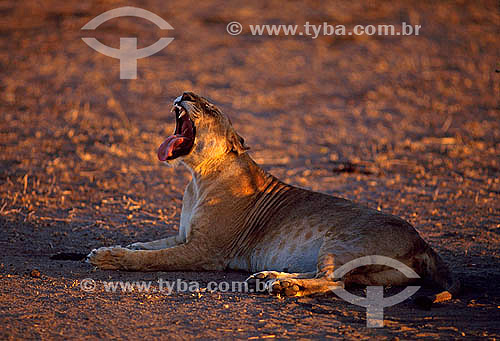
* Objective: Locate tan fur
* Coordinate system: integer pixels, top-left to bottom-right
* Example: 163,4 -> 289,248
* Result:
88,92 -> 459,301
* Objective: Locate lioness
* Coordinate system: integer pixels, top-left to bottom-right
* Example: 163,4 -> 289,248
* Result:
88,92 -> 459,304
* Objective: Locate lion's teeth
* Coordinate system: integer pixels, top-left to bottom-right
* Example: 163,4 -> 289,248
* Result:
172,104 -> 187,118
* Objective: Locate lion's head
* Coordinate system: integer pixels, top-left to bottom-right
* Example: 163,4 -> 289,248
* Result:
158,92 -> 249,171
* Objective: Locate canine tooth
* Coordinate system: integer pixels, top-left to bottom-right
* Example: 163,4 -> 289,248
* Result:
172,104 -> 187,118
171,104 -> 181,113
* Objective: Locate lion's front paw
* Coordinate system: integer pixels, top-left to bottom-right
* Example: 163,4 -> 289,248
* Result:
86,246 -> 132,270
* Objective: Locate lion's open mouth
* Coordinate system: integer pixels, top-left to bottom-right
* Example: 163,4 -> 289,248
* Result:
157,106 -> 195,161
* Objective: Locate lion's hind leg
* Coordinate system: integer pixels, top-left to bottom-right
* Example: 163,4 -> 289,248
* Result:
245,271 -> 315,295
246,270 -> 341,297
267,276 -> 344,297
246,271 -> 316,283
246,252 -> 345,297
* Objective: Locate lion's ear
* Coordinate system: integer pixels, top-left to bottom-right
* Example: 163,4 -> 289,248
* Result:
226,129 -> 250,155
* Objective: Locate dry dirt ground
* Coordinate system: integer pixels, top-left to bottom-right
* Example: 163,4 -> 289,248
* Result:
1,0 -> 499,339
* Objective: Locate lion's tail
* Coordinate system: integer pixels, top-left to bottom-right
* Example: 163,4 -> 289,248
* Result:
414,246 -> 461,309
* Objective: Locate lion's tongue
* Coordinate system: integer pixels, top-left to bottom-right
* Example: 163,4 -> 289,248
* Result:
158,135 -> 187,161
